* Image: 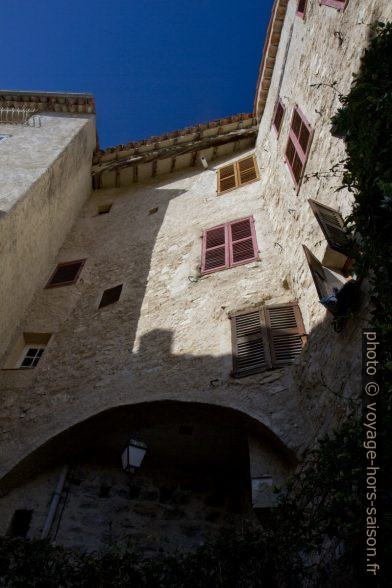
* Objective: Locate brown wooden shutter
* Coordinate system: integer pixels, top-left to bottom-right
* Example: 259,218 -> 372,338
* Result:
237,156 -> 259,185
217,163 -> 237,194
308,199 -> 350,254
231,309 -> 271,377
201,224 -> 229,273
303,245 -> 329,298
265,303 -> 306,367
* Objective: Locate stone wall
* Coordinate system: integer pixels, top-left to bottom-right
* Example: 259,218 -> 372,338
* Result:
0,113 -> 96,358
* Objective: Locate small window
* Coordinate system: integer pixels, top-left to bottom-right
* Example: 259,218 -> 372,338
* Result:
285,106 -> 313,187
3,333 -> 52,370
98,204 -> 112,215
272,99 -> 285,135
231,303 -> 306,377
296,0 -> 307,17
7,510 -> 33,537
46,260 -> 86,288
201,217 -> 259,274
217,155 -> 259,194
320,0 -> 347,10
0,134 -> 9,143
19,346 -> 45,369
99,284 -> 123,308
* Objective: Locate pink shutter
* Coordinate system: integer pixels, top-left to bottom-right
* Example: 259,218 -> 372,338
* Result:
320,0 -> 346,10
272,99 -> 285,134
296,0 -> 307,17
201,224 -> 229,274
228,217 -> 258,266
285,106 -> 312,186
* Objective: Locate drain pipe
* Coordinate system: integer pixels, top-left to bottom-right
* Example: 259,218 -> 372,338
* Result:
41,465 -> 69,539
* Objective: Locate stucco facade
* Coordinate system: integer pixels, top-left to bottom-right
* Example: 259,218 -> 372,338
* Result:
0,0 -> 390,554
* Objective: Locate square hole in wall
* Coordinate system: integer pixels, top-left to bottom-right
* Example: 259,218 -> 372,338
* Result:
99,284 -> 123,308
98,204 -> 112,215
46,260 -> 86,288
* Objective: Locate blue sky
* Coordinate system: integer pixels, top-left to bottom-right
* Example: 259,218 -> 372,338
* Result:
3,1 -> 274,148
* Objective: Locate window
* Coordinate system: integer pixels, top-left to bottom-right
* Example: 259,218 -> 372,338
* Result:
7,510 -> 33,537
231,303 -> 306,377
0,134 -> 9,143
201,217 -> 259,274
217,155 -> 259,194
272,99 -> 285,135
97,204 -> 112,215
285,106 -> 312,187
320,0 -> 347,10
46,259 -> 86,288
19,346 -> 45,369
296,0 -> 307,17
99,284 -> 123,308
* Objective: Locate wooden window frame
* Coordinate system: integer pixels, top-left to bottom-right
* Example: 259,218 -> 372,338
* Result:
284,105 -> 313,188
272,98 -> 285,136
45,259 -> 86,288
217,155 -> 260,195
231,302 -> 307,378
201,216 -> 259,275
320,0 -> 347,11
296,0 -> 307,18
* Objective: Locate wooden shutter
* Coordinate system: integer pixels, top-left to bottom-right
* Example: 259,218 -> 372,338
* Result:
308,199 -> 350,254
237,156 -> 259,185
265,303 -> 306,367
303,245 -> 329,298
217,163 -> 237,194
272,100 -> 285,134
201,224 -> 229,273
285,107 -> 312,186
297,0 -> 307,16
231,309 -> 271,377
46,260 -> 85,288
229,217 -> 258,265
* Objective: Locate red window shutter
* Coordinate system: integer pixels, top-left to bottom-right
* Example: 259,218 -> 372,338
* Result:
231,309 -> 271,377
272,99 -> 285,134
228,217 -> 258,266
285,106 -> 312,187
265,303 -> 306,367
320,0 -> 346,10
201,224 -> 229,273
297,0 -> 307,16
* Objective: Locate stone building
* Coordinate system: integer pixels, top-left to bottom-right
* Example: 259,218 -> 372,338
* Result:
0,0 -> 390,554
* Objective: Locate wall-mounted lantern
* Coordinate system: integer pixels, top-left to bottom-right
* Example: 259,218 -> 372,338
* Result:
121,439 -> 147,474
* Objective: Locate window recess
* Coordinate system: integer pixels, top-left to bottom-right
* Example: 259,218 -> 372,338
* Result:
2,332 -> 52,370
201,217 -> 259,274
231,303 -> 306,378
217,155 -> 259,194
45,259 -> 86,288
296,0 -> 307,18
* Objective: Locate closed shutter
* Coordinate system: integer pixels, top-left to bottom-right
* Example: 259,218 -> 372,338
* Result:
265,303 -> 306,367
231,309 -> 271,377
272,100 -> 285,134
303,245 -> 329,298
308,199 -> 350,254
237,156 -> 258,185
218,163 -> 237,194
217,156 -> 259,194
201,224 -> 229,273
297,0 -> 307,16
229,217 -> 258,265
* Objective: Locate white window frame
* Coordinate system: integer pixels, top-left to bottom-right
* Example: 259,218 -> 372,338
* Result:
18,344 -> 46,369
